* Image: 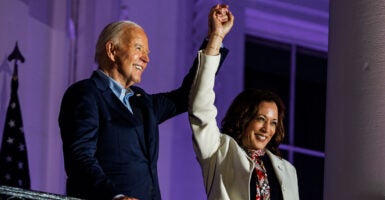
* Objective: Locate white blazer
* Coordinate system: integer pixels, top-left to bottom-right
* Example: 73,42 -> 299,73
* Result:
188,51 -> 300,200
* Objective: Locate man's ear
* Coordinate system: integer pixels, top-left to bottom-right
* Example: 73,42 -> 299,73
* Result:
106,41 -> 116,62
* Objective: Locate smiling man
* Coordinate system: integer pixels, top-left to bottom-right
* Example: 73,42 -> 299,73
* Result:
98,23 -> 150,88
58,5 -> 229,200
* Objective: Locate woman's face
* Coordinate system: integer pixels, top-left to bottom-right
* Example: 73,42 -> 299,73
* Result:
241,101 -> 278,150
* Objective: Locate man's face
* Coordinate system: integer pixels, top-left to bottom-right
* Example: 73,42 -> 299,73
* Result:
113,26 -> 150,88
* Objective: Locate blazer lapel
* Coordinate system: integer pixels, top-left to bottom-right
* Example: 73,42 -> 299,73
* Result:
266,150 -> 285,187
91,71 -> 138,123
91,71 -> 155,161
130,89 -> 159,163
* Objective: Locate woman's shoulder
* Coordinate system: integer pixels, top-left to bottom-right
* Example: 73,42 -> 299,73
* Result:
218,134 -> 249,158
266,150 -> 296,170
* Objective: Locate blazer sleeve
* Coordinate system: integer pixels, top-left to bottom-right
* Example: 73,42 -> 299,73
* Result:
188,51 -> 222,160
152,40 -> 229,124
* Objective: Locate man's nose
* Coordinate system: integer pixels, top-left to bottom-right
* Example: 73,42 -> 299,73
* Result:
141,53 -> 149,63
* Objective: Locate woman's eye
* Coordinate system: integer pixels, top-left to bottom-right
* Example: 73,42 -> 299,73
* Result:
256,117 -> 265,121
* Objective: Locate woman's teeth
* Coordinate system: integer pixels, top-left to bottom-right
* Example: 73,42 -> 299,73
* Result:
256,134 -> 266,141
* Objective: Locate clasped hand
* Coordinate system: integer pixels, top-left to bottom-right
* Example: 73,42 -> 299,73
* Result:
208,4 -> 234,39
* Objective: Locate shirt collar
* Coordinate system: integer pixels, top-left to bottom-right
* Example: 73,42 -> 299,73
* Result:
96,70 -> 134,100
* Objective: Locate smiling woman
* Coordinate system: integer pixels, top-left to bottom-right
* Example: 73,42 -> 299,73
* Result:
241,101 -> 279,151
222,89 -> 286,157
188,45 -> 299,199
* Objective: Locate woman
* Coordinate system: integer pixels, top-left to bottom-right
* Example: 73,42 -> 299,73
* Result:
188,5 -> 299,199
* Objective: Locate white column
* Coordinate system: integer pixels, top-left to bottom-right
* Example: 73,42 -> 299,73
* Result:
325,1 -> 385,199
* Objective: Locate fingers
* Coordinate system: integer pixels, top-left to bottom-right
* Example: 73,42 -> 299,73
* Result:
207,4 -> 234,38
212,4 -> 232,24
216,12 -> 228,23
215,4 -> 230,22
209,4 -> 228,19
225,10 -> 234,25
210,6 -> 228,23
212,3 -> 229,11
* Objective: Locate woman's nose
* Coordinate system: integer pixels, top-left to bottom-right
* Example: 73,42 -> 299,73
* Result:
261,122 -> 270,132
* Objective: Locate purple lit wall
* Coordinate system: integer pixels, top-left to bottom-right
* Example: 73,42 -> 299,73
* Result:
0,0 -> 244,199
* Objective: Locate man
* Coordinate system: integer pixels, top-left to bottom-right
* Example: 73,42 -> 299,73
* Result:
58,4 -> 232,200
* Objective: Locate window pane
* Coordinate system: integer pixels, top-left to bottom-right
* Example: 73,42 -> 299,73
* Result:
294,153 -> 324,200
294,47 -> 327,151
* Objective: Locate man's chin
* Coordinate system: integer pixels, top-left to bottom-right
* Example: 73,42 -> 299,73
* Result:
133,79 -> 141,85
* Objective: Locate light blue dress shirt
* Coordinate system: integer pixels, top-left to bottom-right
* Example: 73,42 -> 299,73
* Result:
96,70 -> 134,113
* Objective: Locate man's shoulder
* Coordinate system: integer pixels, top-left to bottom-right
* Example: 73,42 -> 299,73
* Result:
66,71 -> 107,92
131,86 -> 147,95
62,77 -> 102,100
66,78 -> 95,91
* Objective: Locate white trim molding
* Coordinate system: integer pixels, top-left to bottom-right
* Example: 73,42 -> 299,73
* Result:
245,0 -> 329,51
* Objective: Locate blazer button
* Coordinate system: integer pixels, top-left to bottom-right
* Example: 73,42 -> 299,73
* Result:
282,185 -> 286,191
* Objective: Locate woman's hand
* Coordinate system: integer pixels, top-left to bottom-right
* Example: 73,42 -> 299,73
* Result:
208,4 -> 234,40
205,4 -> 234,55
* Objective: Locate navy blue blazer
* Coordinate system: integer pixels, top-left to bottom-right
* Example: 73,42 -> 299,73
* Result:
58,45 -> 229,200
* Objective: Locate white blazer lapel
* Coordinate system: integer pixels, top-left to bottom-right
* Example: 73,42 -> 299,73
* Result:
266,150 -> 285,188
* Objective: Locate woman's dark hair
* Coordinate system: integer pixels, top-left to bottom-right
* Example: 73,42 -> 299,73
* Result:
220,89 -> 286,156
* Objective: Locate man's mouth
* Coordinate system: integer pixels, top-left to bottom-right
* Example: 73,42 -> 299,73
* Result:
134,64 -> 143,71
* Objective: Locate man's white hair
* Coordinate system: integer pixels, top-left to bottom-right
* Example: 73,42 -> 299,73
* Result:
94,20 -> 142,65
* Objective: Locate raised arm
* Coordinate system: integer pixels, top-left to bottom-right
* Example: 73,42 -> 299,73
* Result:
153,4 -> 233,124
188,4 -> 234,159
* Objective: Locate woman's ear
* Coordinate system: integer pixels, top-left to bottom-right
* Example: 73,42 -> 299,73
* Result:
106,41 -> 116,62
